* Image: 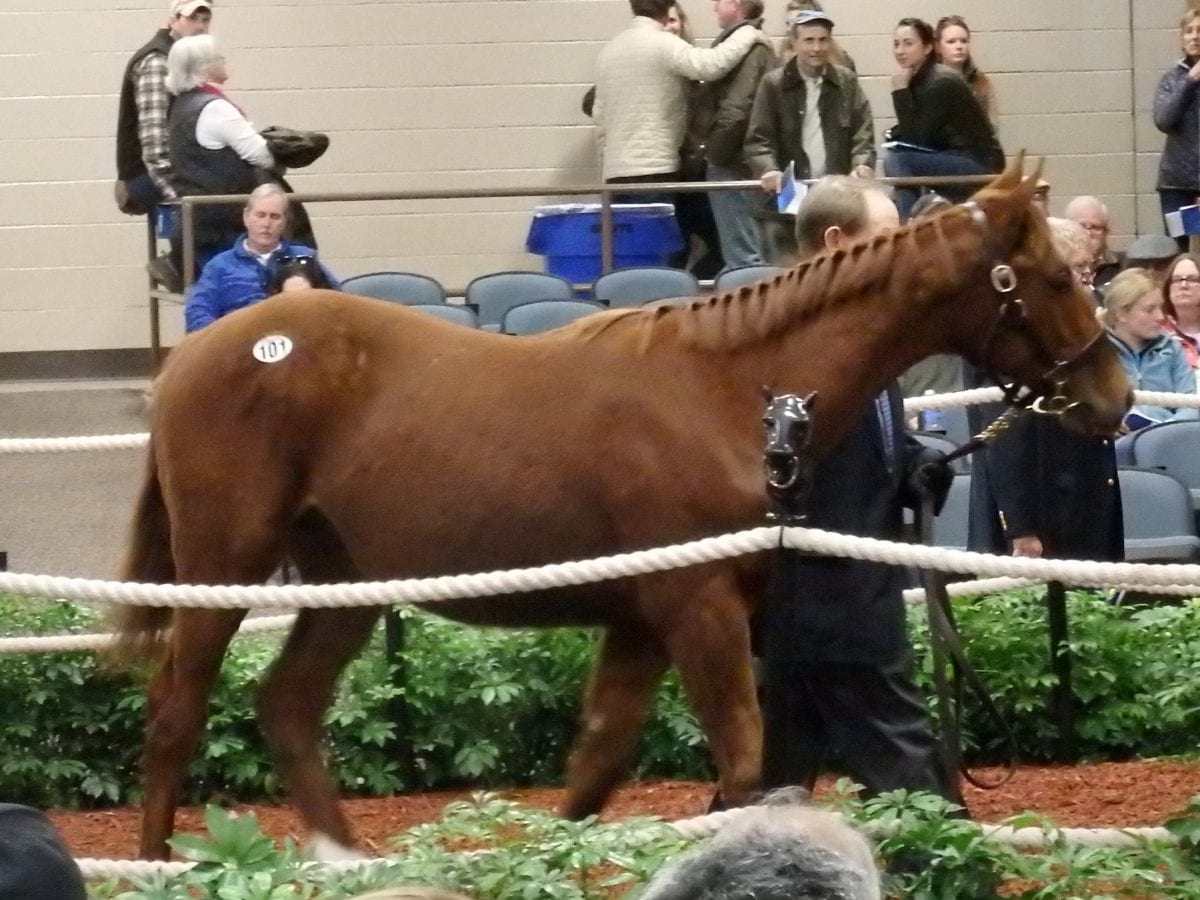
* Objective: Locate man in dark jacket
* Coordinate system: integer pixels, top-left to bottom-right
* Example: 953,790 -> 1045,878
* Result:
114,0 -> 213,216
758,176 -> 960,805
743,10 -> 875,265
691,0 -> 777,268
114,0 -> 213,291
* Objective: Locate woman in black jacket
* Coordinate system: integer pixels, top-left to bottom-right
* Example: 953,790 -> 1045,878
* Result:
882,17 -> 1004,220
1153,8 -> 1200,250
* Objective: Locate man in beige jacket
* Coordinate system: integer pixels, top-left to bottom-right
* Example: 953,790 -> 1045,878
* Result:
593,0 -> 768,201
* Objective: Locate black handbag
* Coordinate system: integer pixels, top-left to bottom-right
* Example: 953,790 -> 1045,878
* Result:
260,126 -> 330,169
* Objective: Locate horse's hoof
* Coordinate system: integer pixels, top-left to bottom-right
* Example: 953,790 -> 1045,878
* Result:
305,832 -> 370,862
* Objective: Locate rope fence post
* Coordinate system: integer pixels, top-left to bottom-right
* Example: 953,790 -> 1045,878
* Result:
1044,580 -> 1077,763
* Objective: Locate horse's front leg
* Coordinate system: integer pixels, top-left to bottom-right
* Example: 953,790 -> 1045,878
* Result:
657,567 -> 762,808
560,623 -> 670,820
140,609 -> 247,859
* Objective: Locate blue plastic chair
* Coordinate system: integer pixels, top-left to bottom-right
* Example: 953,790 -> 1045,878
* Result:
340,272 -> 447,305
500,299 -> 606,335
408,303 -> 478,328
1118,466 -> 1200,561
1127,420 -> 1200,511
592,266 -> 699,308
465,271 -> 576,328
713,265 -> 787,293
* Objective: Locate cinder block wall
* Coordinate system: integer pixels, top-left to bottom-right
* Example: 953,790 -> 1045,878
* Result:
0,0 -> 1187,354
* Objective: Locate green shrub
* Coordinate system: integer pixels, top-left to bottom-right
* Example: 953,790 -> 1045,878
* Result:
90,791 -> 1200,899
2,589 -> 1200,809
910,590 -> 1200,762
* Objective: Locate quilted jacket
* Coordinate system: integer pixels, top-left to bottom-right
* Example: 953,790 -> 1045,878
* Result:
593,17 -> 762,180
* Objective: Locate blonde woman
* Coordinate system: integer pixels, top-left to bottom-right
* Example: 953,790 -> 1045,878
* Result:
1104,267 -> 1199,429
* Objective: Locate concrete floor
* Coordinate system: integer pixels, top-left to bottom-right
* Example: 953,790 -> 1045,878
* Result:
0,381 -> 150,579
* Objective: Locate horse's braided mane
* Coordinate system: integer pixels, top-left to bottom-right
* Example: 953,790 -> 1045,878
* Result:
569,208 -> 964,352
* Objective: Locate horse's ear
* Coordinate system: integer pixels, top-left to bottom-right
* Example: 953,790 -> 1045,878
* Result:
989,152 -> 1025,191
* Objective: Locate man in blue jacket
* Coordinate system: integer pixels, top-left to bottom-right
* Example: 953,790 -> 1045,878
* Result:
184,183 -> 338,332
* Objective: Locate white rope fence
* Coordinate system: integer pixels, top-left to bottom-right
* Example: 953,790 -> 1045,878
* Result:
6,526 -> 1200,617
4,389 -> 1200,455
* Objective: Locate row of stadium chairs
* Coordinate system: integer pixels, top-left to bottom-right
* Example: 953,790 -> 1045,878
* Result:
406,298 -> 606,335
925,465 -> 1200,563
340,265 -> 787,330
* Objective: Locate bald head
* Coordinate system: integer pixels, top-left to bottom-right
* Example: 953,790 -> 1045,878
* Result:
795,176 -> 899,258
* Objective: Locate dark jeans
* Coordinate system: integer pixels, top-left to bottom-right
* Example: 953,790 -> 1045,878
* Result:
606,171 -> 724,276
1160,189 -> 1197,252
761,655 -> 963,806
884,149 -> 992,221
605,172 -> 680,207
120,172 -> 164,216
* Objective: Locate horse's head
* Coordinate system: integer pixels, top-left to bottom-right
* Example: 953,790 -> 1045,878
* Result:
951,156 -> 1131,435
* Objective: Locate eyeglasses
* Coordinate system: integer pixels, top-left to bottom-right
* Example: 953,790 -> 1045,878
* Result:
1078,222 -> 1108,234
1169,275 -> 1200,286
1072,265 -> 1094,285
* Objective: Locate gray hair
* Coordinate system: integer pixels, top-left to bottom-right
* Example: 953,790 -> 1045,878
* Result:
165,34 -> 222,95
245,182 -> 289,211
638,805 -> 881,900
1046,216 -> 1089,263
1063,195 -> 1108,223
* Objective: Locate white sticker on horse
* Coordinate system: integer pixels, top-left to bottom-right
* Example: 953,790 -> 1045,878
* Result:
252,335 -> 294,364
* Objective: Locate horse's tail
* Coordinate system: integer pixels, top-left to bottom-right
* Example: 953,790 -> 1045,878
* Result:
104,441 -> 175,668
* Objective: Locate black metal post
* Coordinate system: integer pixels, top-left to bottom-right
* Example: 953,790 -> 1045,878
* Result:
383,607 -> 415,782
1045,580 -> 1077,763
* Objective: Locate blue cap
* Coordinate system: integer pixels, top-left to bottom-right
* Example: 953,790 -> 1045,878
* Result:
788,9 -> 834,29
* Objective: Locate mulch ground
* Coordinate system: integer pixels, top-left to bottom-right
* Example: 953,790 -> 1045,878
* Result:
49,759 -> 1200,860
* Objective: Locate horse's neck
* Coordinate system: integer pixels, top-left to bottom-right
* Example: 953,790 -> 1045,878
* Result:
726,283 -> 951,451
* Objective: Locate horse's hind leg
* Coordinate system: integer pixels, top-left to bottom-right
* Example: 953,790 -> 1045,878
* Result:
659,571 -> 762,809
255,508 -> 381,858
140,480 -> 292,859
140,609 -> 248,859
560,624 -> 670,820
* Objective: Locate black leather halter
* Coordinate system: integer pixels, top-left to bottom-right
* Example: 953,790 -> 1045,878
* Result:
963,200 -> 1106,417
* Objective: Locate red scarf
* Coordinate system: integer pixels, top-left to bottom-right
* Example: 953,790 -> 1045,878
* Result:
200,83 -> 245,117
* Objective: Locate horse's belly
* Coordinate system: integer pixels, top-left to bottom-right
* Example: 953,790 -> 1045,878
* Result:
417,583 -> 633,629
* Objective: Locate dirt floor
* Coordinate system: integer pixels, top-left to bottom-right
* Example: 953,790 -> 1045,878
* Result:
50,759 -> 1200,860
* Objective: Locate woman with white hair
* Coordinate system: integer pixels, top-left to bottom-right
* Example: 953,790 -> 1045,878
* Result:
166,34 -> 275,269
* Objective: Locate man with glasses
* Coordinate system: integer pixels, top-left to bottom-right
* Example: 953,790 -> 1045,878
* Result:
115,1 -> 214,291
1065,195 -> 1120,291
184,184 -> 338,332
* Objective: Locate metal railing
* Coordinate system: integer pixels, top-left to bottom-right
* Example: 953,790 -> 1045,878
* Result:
147,174 -> 996,365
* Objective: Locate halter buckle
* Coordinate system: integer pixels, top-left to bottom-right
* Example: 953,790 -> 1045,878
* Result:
990,264 -> 1018,294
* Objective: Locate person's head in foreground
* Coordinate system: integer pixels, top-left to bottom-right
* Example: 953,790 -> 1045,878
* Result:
795,175 -> 899,257
0,803 -> 87,900
637,801 -> 881,900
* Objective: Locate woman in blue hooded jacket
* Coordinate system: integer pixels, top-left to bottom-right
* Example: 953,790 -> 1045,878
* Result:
1104,268 -> 1199,430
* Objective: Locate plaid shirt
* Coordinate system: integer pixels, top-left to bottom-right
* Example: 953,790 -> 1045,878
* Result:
134,53 -> 177,199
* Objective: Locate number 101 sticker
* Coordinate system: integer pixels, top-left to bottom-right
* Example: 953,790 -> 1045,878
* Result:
252,334 -> 294,364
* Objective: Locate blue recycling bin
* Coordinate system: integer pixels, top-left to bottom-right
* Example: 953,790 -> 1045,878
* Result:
525,203 -> 685,285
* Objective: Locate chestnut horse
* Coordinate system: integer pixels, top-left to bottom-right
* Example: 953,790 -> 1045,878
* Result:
112,161 -> 1129,860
